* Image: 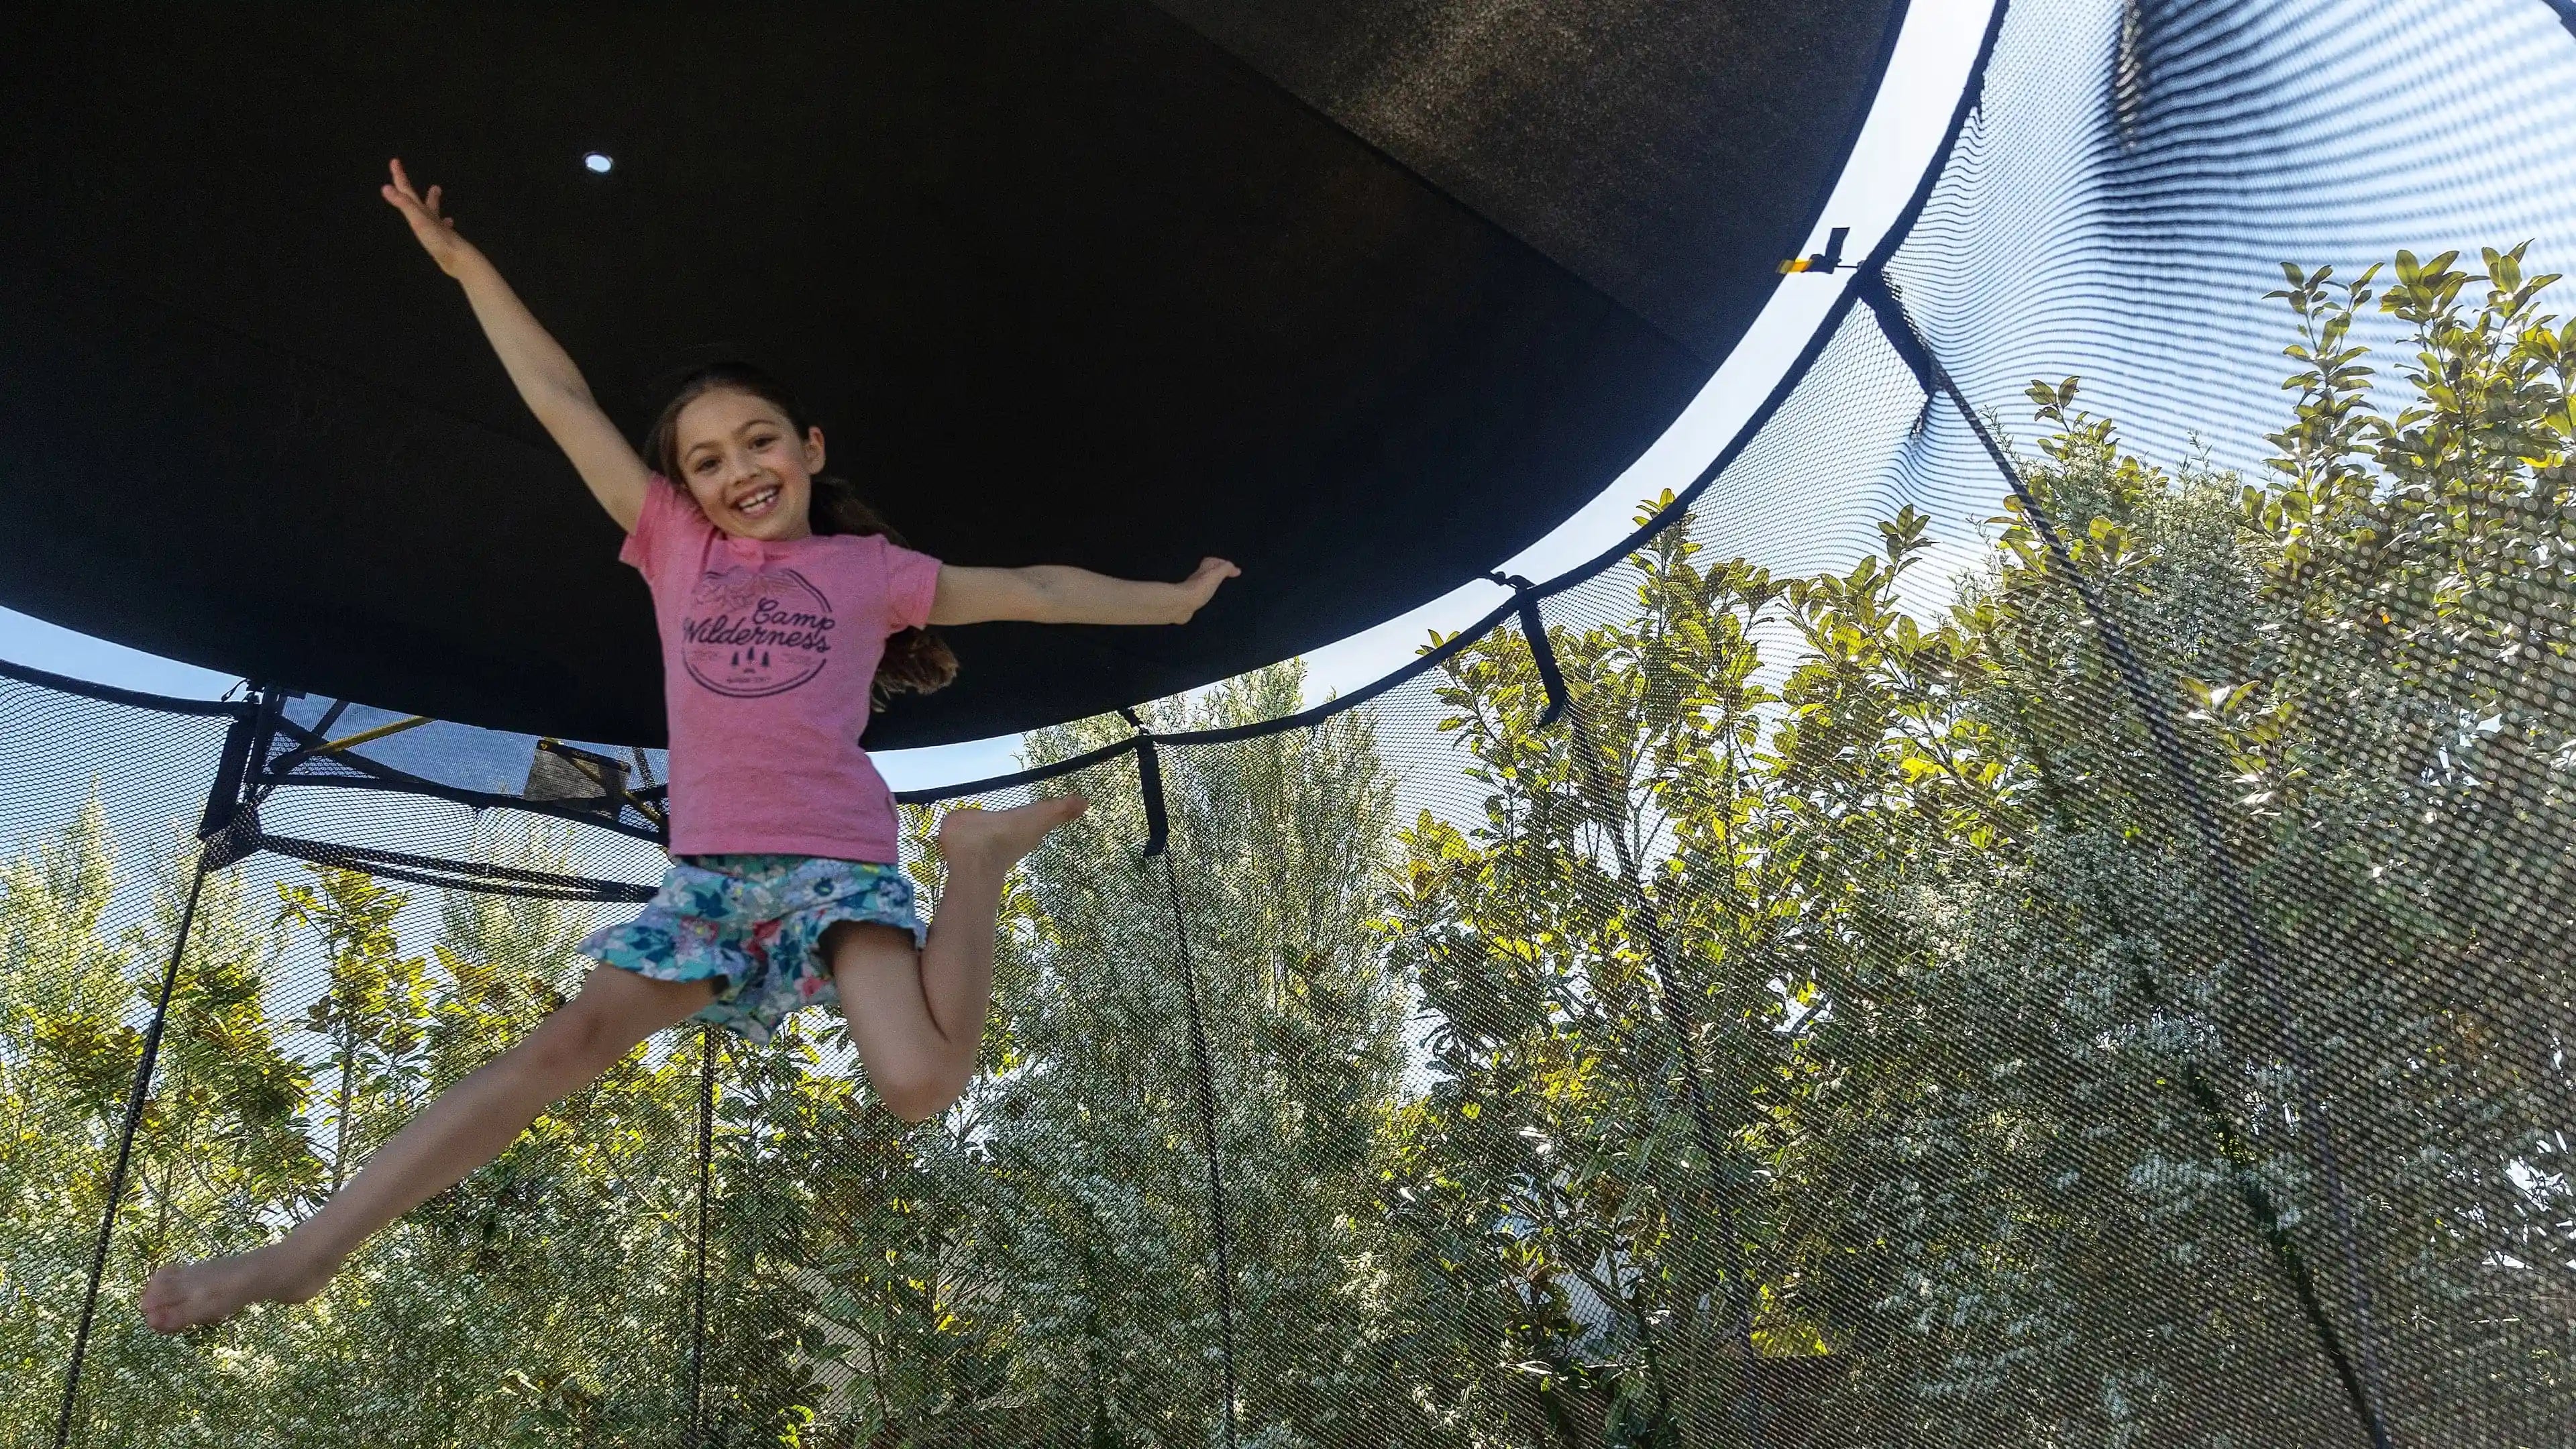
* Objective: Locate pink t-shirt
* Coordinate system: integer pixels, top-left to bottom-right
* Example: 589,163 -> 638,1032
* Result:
621,474 -> 941,863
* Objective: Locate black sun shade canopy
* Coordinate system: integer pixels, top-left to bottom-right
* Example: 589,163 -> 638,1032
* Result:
0,1 -> 1903,749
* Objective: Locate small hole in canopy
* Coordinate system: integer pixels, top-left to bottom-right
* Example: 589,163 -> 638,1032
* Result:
584,152 -> 613,174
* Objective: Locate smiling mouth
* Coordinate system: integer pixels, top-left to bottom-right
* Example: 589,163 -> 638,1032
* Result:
733,484 -> 782,519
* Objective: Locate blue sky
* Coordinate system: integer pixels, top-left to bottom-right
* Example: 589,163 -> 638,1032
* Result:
0,2 -> 1990,794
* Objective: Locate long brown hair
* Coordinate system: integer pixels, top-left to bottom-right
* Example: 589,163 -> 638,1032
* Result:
643,362 -> 958,705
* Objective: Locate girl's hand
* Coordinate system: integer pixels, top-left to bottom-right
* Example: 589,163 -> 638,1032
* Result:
929,558 -> 1240,627
1174,557 -> 1241,621
380,159 -> 480,277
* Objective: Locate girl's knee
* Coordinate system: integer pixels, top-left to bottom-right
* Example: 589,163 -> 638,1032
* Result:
871,1061 -> 954,1124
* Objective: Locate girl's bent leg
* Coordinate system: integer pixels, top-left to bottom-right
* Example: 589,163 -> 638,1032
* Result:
139,963 -> 714,1333
830,796 -> 1085,1122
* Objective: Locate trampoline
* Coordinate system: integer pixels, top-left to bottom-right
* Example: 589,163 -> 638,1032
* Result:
4,1 -> 2575,1444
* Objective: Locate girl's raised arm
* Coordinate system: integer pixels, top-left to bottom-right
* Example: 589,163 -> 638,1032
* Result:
928,558 -> 1240,628
380,160 -> 650,532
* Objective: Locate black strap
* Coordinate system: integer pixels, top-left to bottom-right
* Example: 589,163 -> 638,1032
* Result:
53,859 -> 207,1449
0,653 -> 254,720
252,833 -> 661,904
1119,708 -> 1171,861
1485,574 -> 1570,727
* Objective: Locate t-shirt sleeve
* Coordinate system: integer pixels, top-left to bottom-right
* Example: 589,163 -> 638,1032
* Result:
881,538 -> 943,633
618,474 -> 709,578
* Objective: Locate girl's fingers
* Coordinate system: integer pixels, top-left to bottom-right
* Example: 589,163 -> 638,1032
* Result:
388,158 -> 443,221
1185,559 -> 1238,601
382,161 -> 458,244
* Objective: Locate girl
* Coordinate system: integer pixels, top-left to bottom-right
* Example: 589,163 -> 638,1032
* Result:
140,160 -> 1238,1333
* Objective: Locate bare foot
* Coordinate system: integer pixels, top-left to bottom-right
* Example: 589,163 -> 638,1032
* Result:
139,1242 -> 333,1333
936,794 -> 1087,873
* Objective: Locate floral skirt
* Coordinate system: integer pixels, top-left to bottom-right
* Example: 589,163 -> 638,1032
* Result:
579,853 -> 926,1044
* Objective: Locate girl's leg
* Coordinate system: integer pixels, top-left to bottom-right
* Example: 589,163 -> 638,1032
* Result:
140,963 -> 714,1332
829,796 -> 1085,1122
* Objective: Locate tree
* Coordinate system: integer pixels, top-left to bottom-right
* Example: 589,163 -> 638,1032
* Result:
1,798 -> 141,1442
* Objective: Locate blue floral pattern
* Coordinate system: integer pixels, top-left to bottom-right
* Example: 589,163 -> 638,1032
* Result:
580,853 -> 926,1044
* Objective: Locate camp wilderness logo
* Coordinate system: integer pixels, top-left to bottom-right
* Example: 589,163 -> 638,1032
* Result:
682,565 -> 837,698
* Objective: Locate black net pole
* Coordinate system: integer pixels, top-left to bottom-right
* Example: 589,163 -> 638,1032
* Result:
1560,694 -> 1764,1447
1859,271 -> 2396,1449
51,855 -> 210,1449
689,1023 -> 716,1447
1994,675 -> 2386,1418
1158,855 -> 1240,1449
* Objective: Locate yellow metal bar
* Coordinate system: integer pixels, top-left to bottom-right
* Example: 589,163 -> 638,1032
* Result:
311,714 -> 433,756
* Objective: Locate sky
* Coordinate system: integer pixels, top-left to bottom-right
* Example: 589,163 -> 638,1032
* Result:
0,1 -> 1992,794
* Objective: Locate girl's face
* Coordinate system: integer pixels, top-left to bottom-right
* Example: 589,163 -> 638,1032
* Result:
670,388 -> 826,542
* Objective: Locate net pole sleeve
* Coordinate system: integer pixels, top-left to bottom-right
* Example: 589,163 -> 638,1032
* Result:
1159,856 -> 1239,1449
195,705 -> 258,850
1118,711 -> 1171,861
1858,268 -> 2396,1449
51,857 -> 210,1449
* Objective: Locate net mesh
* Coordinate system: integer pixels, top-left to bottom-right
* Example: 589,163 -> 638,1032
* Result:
7,1 -> 2575,1444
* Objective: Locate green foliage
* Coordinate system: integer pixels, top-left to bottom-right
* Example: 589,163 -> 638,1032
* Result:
1367,244 -> 2573,1446
3,823 -> 700,1448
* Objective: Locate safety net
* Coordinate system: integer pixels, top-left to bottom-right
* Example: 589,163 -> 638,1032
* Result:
9,1 -> 2576,1445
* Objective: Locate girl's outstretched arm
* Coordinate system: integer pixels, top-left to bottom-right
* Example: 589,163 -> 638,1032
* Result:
380,160 -> 649,532
929,558 -> 1240,627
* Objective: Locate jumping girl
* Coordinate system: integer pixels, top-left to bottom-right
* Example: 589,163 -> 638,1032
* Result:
140,160 -> 1238,1332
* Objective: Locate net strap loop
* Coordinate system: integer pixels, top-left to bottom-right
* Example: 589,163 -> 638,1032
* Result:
196,706 -> 264,870
1118,708 -> 1171,860
1485,574 -> 1570,727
